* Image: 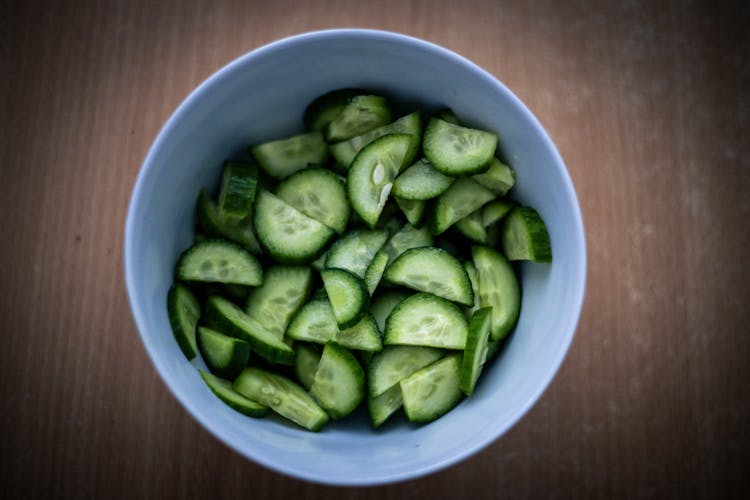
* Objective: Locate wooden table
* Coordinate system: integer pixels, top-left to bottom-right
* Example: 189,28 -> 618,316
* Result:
2,0 -> 748,497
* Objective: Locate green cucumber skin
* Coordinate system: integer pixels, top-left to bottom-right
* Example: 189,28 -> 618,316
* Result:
321,268 -> 370,329
175,239 -> 264,287
197,326 -> 251,379
471,246 -> 521,342
310,342 -> 366,420
200,370 -> 268,417
167,283 -> 201,360
423,118 -> 498,176
218,161 -> 258,222
367,384 -> 403,428
195,190 -> 263,255
501,206 -> 553,262
400,353 -> 463,424
459,307 -> 492,396
304,88 -> 369,131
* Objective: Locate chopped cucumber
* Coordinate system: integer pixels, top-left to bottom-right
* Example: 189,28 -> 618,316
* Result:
200,370 -> 268,417
423,118 -> 497,176
294,343 -> 322,390
370,290 -> 410,332
392,158 -> 454,201
384,292 -> 468,349
176,239 -> 263,286
286,299 -> 382,352
434,108 -> 461,125
321,268 -> 369,329
364,249 -> 389,295
347,134 -> 412,228
195,189 -> 262,255
251,131 -> 329,180
167,283 -> 201,359
394,196 -> 426,226
384,247 -> 473,306
324,229 -> 388,278
367,384 -> 403,428
254,190 -> 335,264
400,353 -> 463,423
243,265 -> 312,339
482,199 -> 515,227
310,342 -> 366,419
217,161 -> 258,222
325,95 -> 392,142
233,367 -> 329,431
368,345 -> 444,397
459,307 -> 492,395
454,209 -> 487,244
429,177 -> 496,235
275,168 -> 349,234
304,88 -> 368,131
381,223 -> 433,267
197,326 -> 250,379
501,206 -> 552,262
472,246 -> 521,341
472,158 -> 516,196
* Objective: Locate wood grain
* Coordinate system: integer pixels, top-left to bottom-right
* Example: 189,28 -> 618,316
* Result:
1,0 -> 748,498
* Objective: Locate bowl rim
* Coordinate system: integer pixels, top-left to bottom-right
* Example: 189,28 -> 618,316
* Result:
124,27 -> 587,486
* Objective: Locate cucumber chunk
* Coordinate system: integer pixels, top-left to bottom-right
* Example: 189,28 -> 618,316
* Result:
196,189 -> 262,255
310,342 -> 366,419
325,95 -> 392,142
286,299 -> 382,352
472,246 -> 521,341
501,206 -> 552,262
347,134 -> 412,228
384,292 -> 469,349
233,367 -> 329,431
176,239 -> 263,286
423,118 -> 497,176
394,196 -> 426,226
304,88 -> 368,131
367,384 -> 403,428
400,353 -> 463,423
197,326 -> 250,379
459,307 -> 492,395
251,131 -> 329,180
482,199 -> 515,227
381,223 -> 433,267
435,108 -> 461,125
199,370 -> 268,417
294,343 -> 322,390
330,111 -> 421,168
324,229 -> 389,278
254,190 -> 335,264
368,346 -> 445,397
454,209 -> 487,244
364,249 -> 389,295
370,290 -> 410,332
204,295 -> 295,365
275,168 -> 350,234
321,268 -> 369,329
392,158 -> 454,201
218,161 -> 258,222
243,265 -> 312,339
472,158 -> 516,196
429,177 -> 496,235
167,283 -> 201,359
384,247 -> 473,306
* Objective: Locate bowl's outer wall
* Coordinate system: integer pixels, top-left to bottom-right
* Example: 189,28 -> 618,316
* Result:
125,29 -> 586,486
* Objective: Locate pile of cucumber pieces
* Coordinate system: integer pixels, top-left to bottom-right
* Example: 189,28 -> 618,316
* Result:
167,88 -> 552,432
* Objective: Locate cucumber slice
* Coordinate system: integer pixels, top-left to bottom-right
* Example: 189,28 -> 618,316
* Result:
463,261 -> 481,318
381,223 -> 433,267
501,206 -> 552,262
370,290 -> 410,332
320,268 -> 369,329
196,190 -> 262,255
243,265 -> 312,339
310,342 -> 365,419
471,246 -> 521,341
423,118 -> 497,176
435,108 -> 461,125
253,190 -> 335,264
218,161 -> 258,222
400,353 -> 463,423
197,326 -> 250,379
367,384 -> 403,428
330,111 -> 422,170
325,95 -> 392,142
368,346 -> 445,397
304,88 -> 368,131
392,158 -> 454,201
472,158 -> 516,196
364,249 -> 389,295
233,367 -> 329,431
486,339 -> 503,361
286,299 -> 382,351
384,247 -> 473,306
482,199 -> 515,227
394,196 -> 426,226
454,209 -> 487,244
324,229 -> 388,279
459,307 -> 492,395
176,239 -> 263,286
384,292 -> 469,349
167,283 -> 201,359
251,131 -> 329,180
199,370 -> 268,417
275,168 -> 349,234
294,343 -> 322,390
429,178 -> 496,235
347,134 -> 412,228
204,295 -> 295,365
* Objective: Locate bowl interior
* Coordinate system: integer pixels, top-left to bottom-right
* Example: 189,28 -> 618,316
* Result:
125,29 -> 586,486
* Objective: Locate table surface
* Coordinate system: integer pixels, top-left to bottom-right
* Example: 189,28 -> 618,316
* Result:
2,0 -> 748,498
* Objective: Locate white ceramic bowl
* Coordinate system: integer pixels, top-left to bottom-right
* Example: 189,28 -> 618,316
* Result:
125,29 -> 586,486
